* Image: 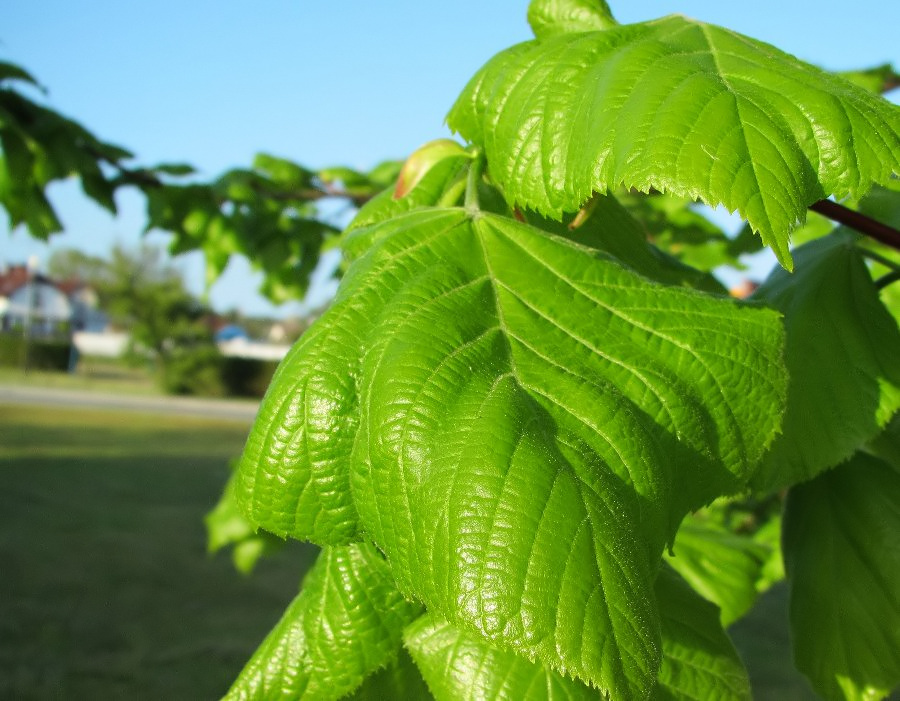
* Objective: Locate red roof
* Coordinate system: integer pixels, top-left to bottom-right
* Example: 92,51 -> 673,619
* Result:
0,265 -> 30,297
0,265 -> 85,298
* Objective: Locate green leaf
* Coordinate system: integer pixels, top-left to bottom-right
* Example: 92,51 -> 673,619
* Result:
205,465 -> 284,574
447,15 -> 900,269
783,453 -> 900,700
653,565 -> 751,701
617,190 -> 750,272
531,192 -> 727,292
365,160 -> 404,188
404,613 -> 596,700
751,516 -> 784,594
345,155 -> 467,234
394,139 -> 470,198
527,0 -> 618,38
253,152 -> 315,188
664,519 -> 770,626
0,61 -> 40,87
838,63 -> 900,95
225,543 -> 423,701
235,294 -> 371,543
347,648 -> 432,700
239,206 -> 786,697
751,230 -> 900,491
405,570 -> 752,701
866,414 -> 900,470
857,179 -> 900,231
151,162 -> 195,176
727,583 -> 818,700
319,165 -> 371,189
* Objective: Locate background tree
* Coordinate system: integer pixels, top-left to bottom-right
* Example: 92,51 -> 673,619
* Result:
49,243 -> 221,394
0,61 -> 398,304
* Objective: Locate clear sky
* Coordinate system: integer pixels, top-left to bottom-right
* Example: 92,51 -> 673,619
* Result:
3,1 -> 898,316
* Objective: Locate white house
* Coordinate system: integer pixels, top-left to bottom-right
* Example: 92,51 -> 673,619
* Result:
0,265 -> 73,337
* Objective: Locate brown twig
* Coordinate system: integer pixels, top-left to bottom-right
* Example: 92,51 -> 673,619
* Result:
809,199 -> 900,251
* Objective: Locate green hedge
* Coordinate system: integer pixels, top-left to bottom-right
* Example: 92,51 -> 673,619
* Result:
219,356 -> 279,398
161,345 -> 225,397
159,349 -> 280,398
0,334 -> 73,371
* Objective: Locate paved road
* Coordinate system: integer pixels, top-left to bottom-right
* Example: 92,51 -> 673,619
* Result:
0,383 -> 260,422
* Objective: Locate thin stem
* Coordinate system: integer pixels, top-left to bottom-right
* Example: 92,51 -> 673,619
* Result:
860,247 -> 900,272
809,199 -> 900,252
437,172 -> 468,208
464,149 -> 484,212
875,269 -> 900,290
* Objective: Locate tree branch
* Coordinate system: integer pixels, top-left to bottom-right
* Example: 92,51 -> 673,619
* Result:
809,199 -> 900,251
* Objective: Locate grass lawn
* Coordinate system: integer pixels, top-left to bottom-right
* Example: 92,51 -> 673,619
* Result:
0,403 -> 318,700
0,358 -> 161,396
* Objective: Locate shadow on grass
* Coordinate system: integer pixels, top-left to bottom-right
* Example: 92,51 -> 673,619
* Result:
0,410 -> 318,700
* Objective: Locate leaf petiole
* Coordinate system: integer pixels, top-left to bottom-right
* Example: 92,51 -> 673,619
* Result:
464,149 -> 484,212
860,247 -> 900,273
437,171 -> 468,208
875,269 -> 900,289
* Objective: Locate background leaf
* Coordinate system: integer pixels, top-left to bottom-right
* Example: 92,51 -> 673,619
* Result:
524,192 -> 727,293
782,453 -> 900,700
347,648 -> 432,700
204,464 -> 284,574
664,519 -> 770,627
751,230 -> 900,491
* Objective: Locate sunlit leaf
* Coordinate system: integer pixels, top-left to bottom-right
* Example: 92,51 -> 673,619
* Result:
225,543 -> 422,701
238,206 -> 786,697
448,14 -> 900,268
405,614 -> 596,700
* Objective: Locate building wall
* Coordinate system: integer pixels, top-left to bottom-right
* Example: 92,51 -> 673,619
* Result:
2,281 -> 73,336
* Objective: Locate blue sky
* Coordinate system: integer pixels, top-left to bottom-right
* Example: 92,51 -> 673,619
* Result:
3,1 -> 898,316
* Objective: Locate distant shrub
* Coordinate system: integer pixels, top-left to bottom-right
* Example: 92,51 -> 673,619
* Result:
0,334 -> 72,371
161,345 -> 225,397
0,335 -> 21,366
220,357 -> 279,398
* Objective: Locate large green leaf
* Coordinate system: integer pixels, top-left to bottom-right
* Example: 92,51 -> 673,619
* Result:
405,614 -> 596,700
783,453 -> 900,700
654,565 -> 751,701
751,230 -> 900,491
447,12 -> 900,268
237,206 -> 786,697
225,543 -> 422,701
235,292 -> 370,544
664,519 -> 770,627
